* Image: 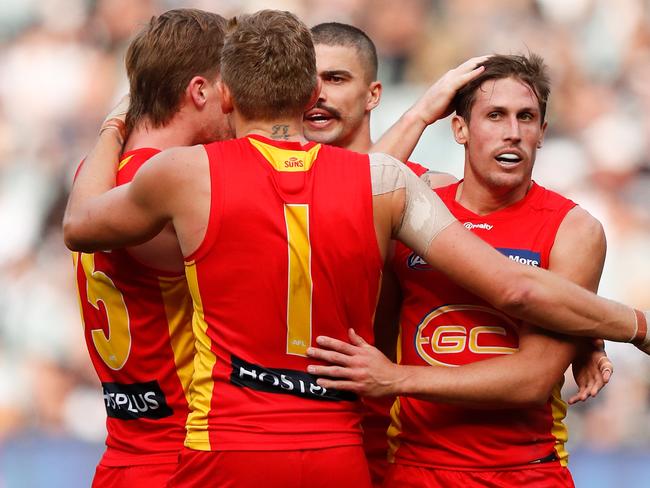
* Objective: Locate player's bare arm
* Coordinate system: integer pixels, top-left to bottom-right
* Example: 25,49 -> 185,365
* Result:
359,154 -> 648,348
371,56 -> 488,162
308,206 -> 609,404
409,204 -> 609,405
66,96 -> 189,272
64,97 -> 128,225
420,204 -> 609,405
64,144 -> 209,255
423,218 -> 644,344
309,325 -> 570,405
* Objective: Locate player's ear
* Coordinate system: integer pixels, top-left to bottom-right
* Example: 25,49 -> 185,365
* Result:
218,80 -> 234,115
366,81 -> 382,112
188,76 -> 210,109
305,77 -> 322,112
452,114 -> 469,145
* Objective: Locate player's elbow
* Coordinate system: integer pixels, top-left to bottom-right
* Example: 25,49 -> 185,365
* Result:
491,276 -> 534,317
516,381 -> 554,406
474,381 -> 551,407
62,220 -> 83,251
496,375 -> 553,406
62,215 -> 95,252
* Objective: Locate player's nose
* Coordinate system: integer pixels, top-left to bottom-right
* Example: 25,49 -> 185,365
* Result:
504,116 -> 522,143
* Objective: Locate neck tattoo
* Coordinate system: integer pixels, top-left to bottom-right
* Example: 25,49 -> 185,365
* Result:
271,124 -> 290,140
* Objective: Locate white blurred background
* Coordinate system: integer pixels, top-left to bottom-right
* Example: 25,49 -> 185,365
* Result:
0,1 -> 649,486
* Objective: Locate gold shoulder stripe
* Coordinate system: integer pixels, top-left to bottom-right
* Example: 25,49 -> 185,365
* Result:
248,137 -> 321,172
117,154 -> 135,172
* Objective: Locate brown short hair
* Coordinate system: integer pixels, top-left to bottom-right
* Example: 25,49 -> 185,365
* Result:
311,22 -> 378,83
453,53 -> 550,125
221,10 -> 317,121
125,9 -> 226,132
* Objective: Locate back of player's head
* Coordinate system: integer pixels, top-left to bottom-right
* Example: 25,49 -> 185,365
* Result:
221,10 -> 317,121
311,22 -> 378,83
125,8 -> 227,132
453,53 -> 550,125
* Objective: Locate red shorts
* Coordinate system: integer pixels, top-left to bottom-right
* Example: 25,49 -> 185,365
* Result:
365,446 -> 389,488
167,445 -> 372,488
383,463 -> 575,488
363,415 -> 390,488
92,462 -> 178,487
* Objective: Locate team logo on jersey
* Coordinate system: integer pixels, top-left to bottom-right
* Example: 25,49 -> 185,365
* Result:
284,156 -> 304,168
414,305 -> 519,367
406,252 -> 432,270
230,355 -> 357,402
496,248 -> 541,267
464,222 -> 493,230
102,380 -> 173,420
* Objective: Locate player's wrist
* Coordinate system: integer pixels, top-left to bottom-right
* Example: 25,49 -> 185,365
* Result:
382,362 -> 406,396
99,94 -> 129,146
403,104 -> 430,130
392,365 -> 420,397
99,118 -> 126,146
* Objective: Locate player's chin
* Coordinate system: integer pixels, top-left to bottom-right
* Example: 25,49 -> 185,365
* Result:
303,124 -> 340,144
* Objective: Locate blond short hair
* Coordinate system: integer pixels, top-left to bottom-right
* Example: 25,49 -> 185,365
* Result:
221,10 -> 317,121
125,9 -> 226,132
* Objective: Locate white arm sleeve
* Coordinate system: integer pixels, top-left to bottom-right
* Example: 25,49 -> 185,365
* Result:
369,152 -> 456,259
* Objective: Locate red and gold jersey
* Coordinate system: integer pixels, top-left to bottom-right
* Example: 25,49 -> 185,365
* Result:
389,181 -> 576,470
73,148 -> 195,466
183,135 -> 382,451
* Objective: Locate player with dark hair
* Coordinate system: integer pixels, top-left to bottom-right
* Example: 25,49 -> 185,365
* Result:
305,22 -> 380,152
307,26 -> 610,486
72,9 -> 229,487
307,53 -> 611,487
65,9 -> 649,488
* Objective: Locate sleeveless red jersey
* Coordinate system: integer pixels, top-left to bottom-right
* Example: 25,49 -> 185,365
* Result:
389,181 -> 576,470
183,135 -> 382,451
73,148 -> 195,466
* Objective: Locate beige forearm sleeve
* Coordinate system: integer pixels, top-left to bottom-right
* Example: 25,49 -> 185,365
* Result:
632,309 -> 650,354
369,153 -> 456,259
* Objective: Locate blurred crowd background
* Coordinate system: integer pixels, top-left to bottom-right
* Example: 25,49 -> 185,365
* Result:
0,0 -> 649,486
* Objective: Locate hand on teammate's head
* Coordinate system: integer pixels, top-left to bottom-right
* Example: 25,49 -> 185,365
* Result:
100,94 -> 130,145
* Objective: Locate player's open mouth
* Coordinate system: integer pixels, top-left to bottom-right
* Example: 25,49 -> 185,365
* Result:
494,152 -> 523,165
304,108 -> 338,127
